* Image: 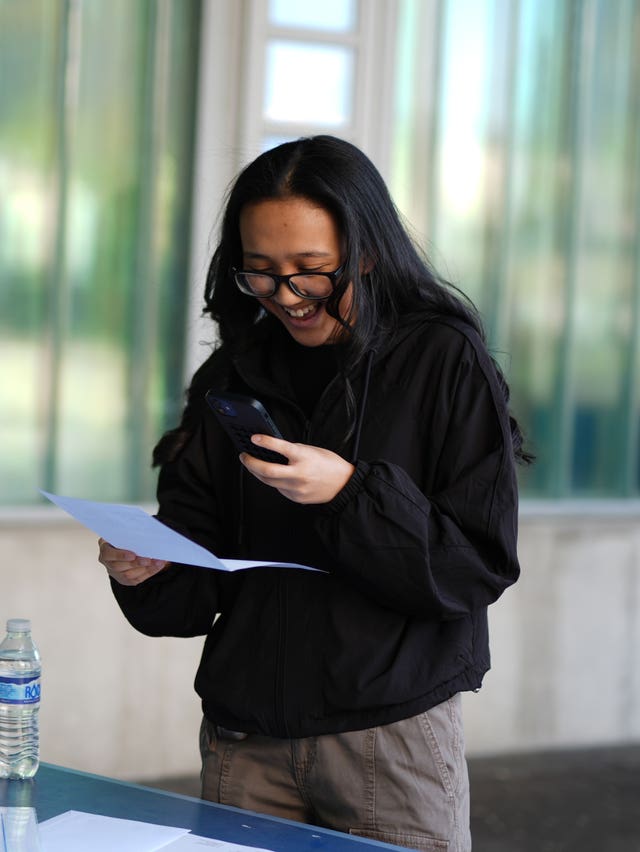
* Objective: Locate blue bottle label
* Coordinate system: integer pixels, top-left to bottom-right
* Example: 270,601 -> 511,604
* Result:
0,675 -> 41,704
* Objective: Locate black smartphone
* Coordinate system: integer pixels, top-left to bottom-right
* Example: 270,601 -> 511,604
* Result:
205,390 -> 288,464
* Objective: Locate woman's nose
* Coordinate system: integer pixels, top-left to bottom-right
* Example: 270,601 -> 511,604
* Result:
271,279 -> 302,304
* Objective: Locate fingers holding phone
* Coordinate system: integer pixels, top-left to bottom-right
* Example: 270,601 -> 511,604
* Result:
205,390 -> 354,503
240,435 -> 355,504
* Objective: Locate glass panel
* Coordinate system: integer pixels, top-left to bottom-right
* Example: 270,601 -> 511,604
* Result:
503,0 -> 639,497
567,0 -> 638,495
0,0 -> 200,506
54,0 -> 145,500
268,0 -> 356,32
0,0 -> 58,504
391,0 -> 640,497
432,0 -> 493,310
265,41 -> 353,126
499,0 -> 571,496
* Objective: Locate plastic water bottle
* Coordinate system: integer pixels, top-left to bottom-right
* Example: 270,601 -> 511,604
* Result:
0,620 -> 41,779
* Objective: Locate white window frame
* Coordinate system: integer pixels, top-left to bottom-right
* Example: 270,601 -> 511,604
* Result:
238,0 -> 399,171
185,0 -> 400,380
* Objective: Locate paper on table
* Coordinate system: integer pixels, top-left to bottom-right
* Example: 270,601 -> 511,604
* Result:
37,811 -> 276,852
158,833 -> 275,850
40,491 -> 320,573
38,810 -> 189,852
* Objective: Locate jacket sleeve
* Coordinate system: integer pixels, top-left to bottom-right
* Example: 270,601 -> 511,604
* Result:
315,340 -> 520,619
111,419 -> 231,637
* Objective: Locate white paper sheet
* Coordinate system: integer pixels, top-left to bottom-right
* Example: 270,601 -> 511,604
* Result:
38,810 -> 189,852
37,811 -> 275,852
158,833 -> 275,850
40,491 -> 320,572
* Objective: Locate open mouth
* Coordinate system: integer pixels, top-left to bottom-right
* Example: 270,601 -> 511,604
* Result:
282,303 -> 320,319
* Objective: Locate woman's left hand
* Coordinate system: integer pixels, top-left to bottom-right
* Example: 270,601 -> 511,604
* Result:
240,435 -> 355,504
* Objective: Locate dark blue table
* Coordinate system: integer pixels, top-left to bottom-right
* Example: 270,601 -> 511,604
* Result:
0,764 -> 412,850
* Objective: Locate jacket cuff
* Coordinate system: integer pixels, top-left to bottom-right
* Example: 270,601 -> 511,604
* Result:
324,460 -> 371,514
109,561 -> 180,597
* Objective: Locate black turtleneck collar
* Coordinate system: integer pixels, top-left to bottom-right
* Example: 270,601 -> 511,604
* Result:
284,335 -> 341,419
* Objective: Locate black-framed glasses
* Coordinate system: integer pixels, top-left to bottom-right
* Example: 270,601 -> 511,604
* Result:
232,265 -> 345,300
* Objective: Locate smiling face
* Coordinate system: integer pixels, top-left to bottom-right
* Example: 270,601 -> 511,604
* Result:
238,196 -> 352,347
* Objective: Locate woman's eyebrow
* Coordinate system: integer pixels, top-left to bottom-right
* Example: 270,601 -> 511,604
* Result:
242,250 -> 334,260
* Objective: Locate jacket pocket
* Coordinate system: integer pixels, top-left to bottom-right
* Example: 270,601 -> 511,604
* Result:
322,584 -> 474,712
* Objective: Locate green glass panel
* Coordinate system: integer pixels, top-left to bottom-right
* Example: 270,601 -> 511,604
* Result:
55,0 -> 147,500
0,0 -> 59,504
499,0 -> 571,496
0,0 -> 200,506
391,0 -> 640,498
567,0 -> 638,496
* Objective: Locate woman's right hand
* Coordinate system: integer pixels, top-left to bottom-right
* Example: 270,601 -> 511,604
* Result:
98,538 -> 169,586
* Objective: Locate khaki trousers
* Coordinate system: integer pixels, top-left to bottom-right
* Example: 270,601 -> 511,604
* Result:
199,694 -> 471,851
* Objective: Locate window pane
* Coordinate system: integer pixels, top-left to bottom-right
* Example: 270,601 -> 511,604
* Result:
0,0 -> 58,504
265,41 -> 354,126
268,0 -> 357,32
432,0 -> 494,309
392,0 -> 640,497
0,0 -> 200,506
53,1 -> 146,500
500,0 -> 571,497
567,0 -> 638,495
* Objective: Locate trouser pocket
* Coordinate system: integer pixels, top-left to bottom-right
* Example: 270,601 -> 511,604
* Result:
310,696 -> 470,851
349,827 -> 449,851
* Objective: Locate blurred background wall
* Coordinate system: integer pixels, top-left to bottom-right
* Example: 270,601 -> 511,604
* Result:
1,0 -> 639,782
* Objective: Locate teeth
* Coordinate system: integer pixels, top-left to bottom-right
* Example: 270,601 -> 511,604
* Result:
284,304 -> 317,318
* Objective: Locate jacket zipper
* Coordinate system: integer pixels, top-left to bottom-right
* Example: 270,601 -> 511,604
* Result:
274,576 -> 289,736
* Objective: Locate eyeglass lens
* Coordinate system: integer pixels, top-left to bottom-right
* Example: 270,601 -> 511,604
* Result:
239,273 -> 333,298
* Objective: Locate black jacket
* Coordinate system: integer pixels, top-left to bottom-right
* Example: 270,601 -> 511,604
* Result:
112,313 -> 520,737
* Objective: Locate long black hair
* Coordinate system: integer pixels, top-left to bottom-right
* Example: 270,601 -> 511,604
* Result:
205,135 -> 481,367
155,135 -> 532,465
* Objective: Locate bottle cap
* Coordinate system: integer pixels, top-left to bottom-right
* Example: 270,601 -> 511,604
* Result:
7,619 -> 31,633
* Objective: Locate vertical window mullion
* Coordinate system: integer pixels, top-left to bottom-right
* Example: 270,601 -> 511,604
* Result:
424,0 -> 446,247
391,0 -> 445,247
355,0 -> 399,173
482,0 -> 521,353
126,0 -> 164,500
42,0 -> 79,495
238,0 -> 270,156
552,0 -> 589,497
184,0 -> 244,383
625,5 -> 640,494
158,3 -> 201,438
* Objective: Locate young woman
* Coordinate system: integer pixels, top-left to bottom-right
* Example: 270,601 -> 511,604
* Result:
99,136 -> 525,851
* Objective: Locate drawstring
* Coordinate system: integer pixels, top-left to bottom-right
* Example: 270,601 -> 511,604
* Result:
350,350 -> 374,463
237,464 -> 245,551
